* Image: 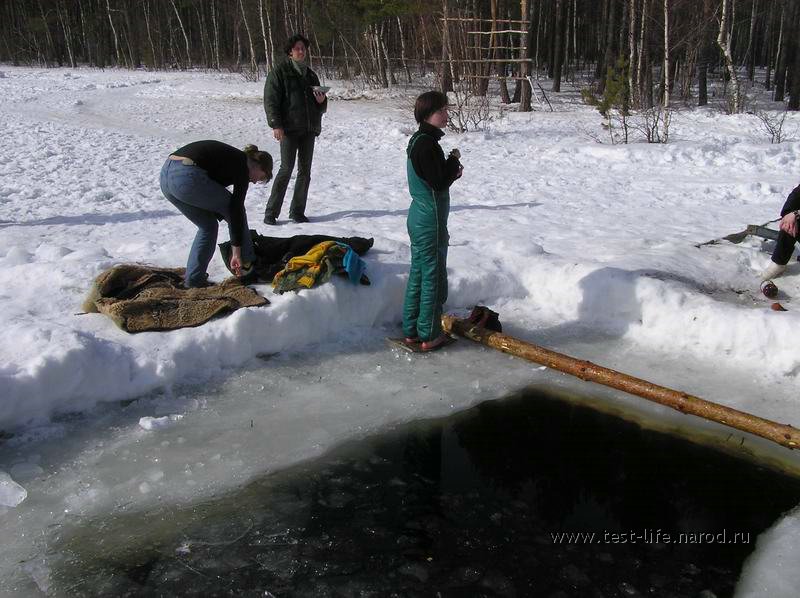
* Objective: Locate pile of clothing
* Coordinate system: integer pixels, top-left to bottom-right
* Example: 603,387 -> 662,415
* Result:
219,232 -> 374,291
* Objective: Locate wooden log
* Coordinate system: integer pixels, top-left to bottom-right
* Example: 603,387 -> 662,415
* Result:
442,314 -> 800,450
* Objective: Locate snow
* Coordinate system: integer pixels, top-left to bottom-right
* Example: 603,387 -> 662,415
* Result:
736,507 -> 800,598
0,66 -> 799,594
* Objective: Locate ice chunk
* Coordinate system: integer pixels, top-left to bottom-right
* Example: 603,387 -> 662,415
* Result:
139,415 -> 184,431
0,471 -> 27,507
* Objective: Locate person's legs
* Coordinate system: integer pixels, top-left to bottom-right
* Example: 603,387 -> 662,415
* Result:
165,194 -> 220,287
289,134 -> 316,219
161,160 -> 231,286
265,135 -> 299,220
770,230 -> 797,266
414,228 -> 445,343
761,230 -> 796,281
402,244 -> 423,340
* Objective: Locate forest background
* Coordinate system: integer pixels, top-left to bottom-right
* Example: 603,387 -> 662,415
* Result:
2,0 -> 799,119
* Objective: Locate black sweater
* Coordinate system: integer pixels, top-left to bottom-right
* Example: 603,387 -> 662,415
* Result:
173,140 -> 249,246
409,123 -> 461,192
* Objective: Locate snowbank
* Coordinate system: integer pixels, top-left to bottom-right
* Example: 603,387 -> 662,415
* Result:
1,67 -> 800,431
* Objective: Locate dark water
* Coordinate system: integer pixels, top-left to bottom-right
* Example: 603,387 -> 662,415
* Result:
53,388 -> 800,597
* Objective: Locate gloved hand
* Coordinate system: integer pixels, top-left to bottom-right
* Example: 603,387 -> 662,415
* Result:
449,148 -> 461,160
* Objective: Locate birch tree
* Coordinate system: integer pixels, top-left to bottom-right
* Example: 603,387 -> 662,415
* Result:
717,0 -> 741,113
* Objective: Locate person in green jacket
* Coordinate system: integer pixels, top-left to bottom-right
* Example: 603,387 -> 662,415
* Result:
402,91 -> 463,352
263,33 -> 327,225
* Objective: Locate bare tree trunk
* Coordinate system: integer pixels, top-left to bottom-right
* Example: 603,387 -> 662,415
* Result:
258,0 -> 273,69
37,0 -> 57,66
56,0 -> 75,68
372,24 -> 387,87
491,0 -> 511,103
239,0 -> 258,73
143,1 -> 158,68
697,0 -> 713,106
210,0 -> 221,70
379,21 -> 397,85
397,16 -> 412,83
121,5 -> 136,67
78,0 -> 92,66
717,0 -> 741,112
629,0 -> 638,106
551,0 -> 563,93
763,0 -> 774,90
774,0 -> 789,101
790,3 -> 800,110
663,0 -> 670,109
638,0 -> 651,107
519,0 -> 532,110
192,6 -> 207,68
282,0 -> 294,36
534,0 -> 543,78
746,0 -> 758,81
105,0 -> 123,66
170,0 -> 192,69
598,0 -> 616,94
441,0 -> 453,92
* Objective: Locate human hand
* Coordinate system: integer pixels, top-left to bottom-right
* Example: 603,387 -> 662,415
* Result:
313,91 -> 326,104
449,148 -> 461,160
273,128 -> 284,142
456,165 -> 464,179
230,246 -> 243,276
779,212 -> 798,237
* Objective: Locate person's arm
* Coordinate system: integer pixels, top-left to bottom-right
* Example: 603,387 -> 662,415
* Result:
411,137 -> 461,191
264,70 -> 284,140
780,184 -> 800,216
227,174 -> 249,250
310,71 -> 328,113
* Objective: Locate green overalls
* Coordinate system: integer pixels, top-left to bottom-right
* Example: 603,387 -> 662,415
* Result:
402,132 -> 450,342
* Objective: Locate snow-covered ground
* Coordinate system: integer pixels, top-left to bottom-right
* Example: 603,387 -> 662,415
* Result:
1,66 -> 799,595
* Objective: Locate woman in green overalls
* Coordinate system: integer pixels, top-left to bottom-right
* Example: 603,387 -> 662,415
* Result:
402,91 -> 463,351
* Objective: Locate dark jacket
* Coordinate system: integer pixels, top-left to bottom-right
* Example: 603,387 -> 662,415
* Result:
409,123 -> 461,192
263,58 -> 327,136
780,183 -> 800,216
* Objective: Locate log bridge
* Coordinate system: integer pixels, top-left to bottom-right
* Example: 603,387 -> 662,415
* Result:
442,314 -> 800,451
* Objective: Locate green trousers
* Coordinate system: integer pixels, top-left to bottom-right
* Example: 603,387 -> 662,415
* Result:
402,192 -> 449,342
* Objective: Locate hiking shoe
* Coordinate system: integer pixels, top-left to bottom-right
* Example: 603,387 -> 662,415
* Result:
290,214 -> 309,224
421,334 -> 456,352
760,262 -> 786,282
264,215 -> 277,225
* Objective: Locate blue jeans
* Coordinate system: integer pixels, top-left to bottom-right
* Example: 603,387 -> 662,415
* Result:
160,159 -> 255,287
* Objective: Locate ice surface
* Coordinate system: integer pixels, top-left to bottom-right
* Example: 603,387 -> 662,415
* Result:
138,414 -> 184,431
0,66 -> 799,595
0,471 -> 27,507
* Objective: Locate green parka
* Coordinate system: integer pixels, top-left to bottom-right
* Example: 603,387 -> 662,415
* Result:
263,58 -> 327,136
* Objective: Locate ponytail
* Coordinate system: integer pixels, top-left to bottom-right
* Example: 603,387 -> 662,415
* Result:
244,144 -> 273,176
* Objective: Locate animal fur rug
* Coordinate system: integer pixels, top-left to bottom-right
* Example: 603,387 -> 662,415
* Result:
82,264 -> 268,332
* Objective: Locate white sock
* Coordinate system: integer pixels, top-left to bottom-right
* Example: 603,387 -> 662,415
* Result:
760,262 -> 787,282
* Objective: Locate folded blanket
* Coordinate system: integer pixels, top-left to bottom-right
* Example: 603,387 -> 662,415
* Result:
82,264 -> 268,332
